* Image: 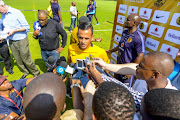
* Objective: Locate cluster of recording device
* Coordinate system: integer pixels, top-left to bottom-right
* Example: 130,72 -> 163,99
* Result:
46,55 -> 109,88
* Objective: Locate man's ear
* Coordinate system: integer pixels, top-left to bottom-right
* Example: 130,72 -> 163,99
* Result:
152,72 -> 160,79
61,103 -> 66,112
91,35 -> 94,42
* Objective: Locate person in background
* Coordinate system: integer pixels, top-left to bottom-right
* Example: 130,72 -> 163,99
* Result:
69,1 -> 80,33
84,0 -> 95,23
92,0 -> 99,25
46,0 -> 54,19
0,0 -> 40,79
0,19 -> 13,75
51,0 -> 63,27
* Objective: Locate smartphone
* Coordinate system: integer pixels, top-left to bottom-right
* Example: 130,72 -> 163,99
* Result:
76,59 -> 85,70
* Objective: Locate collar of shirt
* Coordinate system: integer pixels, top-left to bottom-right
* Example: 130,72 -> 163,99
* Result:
7,6 -> 13,14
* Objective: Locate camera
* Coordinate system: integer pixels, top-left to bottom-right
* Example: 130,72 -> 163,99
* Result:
76,57 -> 92,70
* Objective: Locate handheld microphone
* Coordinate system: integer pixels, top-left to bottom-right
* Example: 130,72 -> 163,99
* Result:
47,56 -> 57,72
62,62 -> 75,79
56,61 -> 67,77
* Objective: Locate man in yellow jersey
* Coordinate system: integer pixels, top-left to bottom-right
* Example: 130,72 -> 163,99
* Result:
70,16 -> 101,44
68,22 -> 109,64
46,0 -> 53,19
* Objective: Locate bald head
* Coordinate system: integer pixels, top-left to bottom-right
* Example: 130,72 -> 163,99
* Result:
145,51 -> 174,76
130,13 -> 141,26
23,73 -> 66,120
38,10 -> 48,16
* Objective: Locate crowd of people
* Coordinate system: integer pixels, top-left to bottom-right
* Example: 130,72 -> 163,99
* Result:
0,0 -> 180,120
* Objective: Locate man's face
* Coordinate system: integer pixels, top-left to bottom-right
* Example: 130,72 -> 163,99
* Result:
136,56 -> 155,81
89,0 -> 92,4
0,79 -> 13,91
78,28 -> 94,50
0,6 -> 7,14
124,16 -> 134,28
38,14 -> 48,26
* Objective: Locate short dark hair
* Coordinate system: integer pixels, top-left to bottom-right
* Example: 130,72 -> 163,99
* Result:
142,88 -> 180,120
78,22 -> 93,35
23,73 -> 66,120
92,82 -> 135,120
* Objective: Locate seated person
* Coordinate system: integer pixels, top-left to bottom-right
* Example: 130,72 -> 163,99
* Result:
0,76 -> 35,119
141,88 -> 180,120
23,73 -> 83,120
70,16 -> 101,44
68,22 -> 109,64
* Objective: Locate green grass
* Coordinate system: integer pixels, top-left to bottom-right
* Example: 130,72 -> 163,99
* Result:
2,0 -> 116,109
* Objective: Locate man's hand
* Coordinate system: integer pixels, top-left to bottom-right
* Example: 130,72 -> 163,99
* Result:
106,50 -> 112,55
86,13 -> 89,15
96,37 -> 102,42
33,29 -> 40,36
8,30 -> 15,37
93,58 -> 107,69
80,80 -> 96,96
56,47 -> 64,53
59,21 -> 62,25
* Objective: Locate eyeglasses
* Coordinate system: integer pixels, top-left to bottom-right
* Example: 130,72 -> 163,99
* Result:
137,63 -> 166,76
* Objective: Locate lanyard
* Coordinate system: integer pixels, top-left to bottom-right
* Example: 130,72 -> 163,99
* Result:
1,88 -> 23,113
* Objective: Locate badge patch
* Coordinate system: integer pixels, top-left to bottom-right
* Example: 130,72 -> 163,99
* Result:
127,37 -> 132,43
176,17 -> 180,25
153,0 -> 166,7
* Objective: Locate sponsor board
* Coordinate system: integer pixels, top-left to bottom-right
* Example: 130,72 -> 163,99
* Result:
145,37 -> 160,51
117,15 -> 125,24
152,10 -> 170,24
128,6 -> 138,15
148,24 -> 165,38
113,43 -> 118,49
118,4 -> 127,14
110,59 -> 117,64
109,72 -> 114,77
160,44 -> 179,59
139,8 -> 152,20
115,25 -> 123,35
153,0 -> 166,7
144,50 -> 149,55
170,13 -> 180,27
164,29 -> 180,45
114,34 -> 121,43
111,52 -> 118,61
138,21 -> 148,32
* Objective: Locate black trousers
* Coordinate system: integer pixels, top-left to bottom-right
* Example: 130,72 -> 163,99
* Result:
0,42 -> 12,73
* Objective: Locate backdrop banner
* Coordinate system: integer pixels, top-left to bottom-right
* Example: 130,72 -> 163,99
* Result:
109,0 -> 180,76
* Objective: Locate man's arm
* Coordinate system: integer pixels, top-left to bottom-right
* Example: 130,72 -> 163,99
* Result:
134,53 -> 144,64
58,10 -> 62,25
94,58 -> 137,76
106,45 -> 119,55
26,77 -> 36,85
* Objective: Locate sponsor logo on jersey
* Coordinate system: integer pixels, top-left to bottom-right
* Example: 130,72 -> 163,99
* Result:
153,0 -> 166,7
127,37 -> 132,43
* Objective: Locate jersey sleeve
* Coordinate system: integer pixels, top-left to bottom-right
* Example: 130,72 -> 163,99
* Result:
135,31 -> 145,53
11,79 -> 28,90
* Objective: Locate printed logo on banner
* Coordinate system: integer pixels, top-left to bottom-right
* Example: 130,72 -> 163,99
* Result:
138,21 -> 148,33
118,4 -> 127,14
114,34 -> 121,44
145,37 -> 160,51
113,43 -> 118,49
115,25 -> 123,35
111,52 -> 118,61
153,0 -> 166,7
110,59 -> 116,64
128,6 -> 138,15
164,29 -> 180,45
152,10 -> 170,24
139,8 -> 152,20
117,15 -> 125,24
109,72 -> 114,77
148,24 -> 165,38
160,44 -> 179,59
170,13 -> 180,27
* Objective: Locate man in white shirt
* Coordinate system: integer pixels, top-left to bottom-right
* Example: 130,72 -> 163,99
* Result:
70,2 -> 80,33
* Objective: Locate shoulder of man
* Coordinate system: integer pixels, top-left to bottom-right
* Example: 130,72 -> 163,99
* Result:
68,43 -> 79,50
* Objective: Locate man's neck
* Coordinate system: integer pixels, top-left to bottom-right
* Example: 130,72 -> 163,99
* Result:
0,90 -> 11,96
128,27 -> 137,33
147,78 -> 168,91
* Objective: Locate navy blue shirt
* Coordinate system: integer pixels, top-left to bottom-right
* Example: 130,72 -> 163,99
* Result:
117,30 -> 145,64
87,4 -> 95,17
0,79 -> 27,116
51,3 -> 61,23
